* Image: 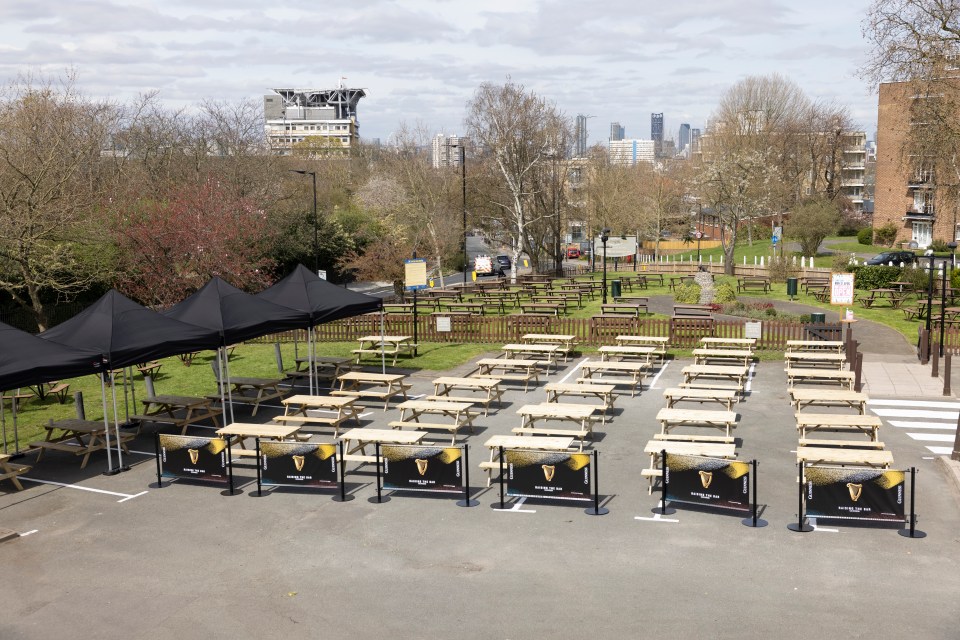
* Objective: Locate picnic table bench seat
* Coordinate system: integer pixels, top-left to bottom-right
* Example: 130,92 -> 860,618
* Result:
737,277 -> 772,293
511,426 -> 591,440
798,438 -> 886,449
0,456 -> 30,490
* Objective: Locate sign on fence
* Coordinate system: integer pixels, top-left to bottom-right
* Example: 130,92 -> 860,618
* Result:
665,454 -> 750,511
259,441 -> 338,489
805,466 -> 905,522
744,321 -> 762,340
158,434 -> 229,484
381,445 -> 463,494
505,449 -> 591,501
830,272 -> 855,306
593,236 -> 637,258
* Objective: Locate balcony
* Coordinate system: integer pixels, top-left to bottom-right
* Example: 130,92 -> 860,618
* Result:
903,209 -> 935,221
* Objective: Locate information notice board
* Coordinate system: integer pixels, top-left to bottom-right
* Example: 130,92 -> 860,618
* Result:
259,441 -> 338,489
505,449 -> 591,501
805,466 -> 905,522
158,434 -> 229,484
381,444 -> 463,494
830,272 -> 855,306
665,454 -> 750,511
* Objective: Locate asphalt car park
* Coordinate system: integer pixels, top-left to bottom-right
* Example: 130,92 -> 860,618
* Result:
1,354 -> 958,639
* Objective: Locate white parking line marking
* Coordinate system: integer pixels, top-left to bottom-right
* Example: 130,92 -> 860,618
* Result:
559,358 -> 590,384
20,529 -> 38,536
648,361 -> 669,389
492,497 -> 536,513
21,477 -> 147,502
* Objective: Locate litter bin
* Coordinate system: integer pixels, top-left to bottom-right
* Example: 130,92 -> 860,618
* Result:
786,277 -> 798,299
610,279 -> 622,299
810,312 -> 826,324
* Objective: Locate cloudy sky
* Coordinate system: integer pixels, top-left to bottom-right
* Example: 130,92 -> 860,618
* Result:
0,0 -> 879,145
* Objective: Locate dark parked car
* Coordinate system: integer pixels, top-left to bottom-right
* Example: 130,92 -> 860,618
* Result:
495,255 -> 511,276
866,250 -> 917,266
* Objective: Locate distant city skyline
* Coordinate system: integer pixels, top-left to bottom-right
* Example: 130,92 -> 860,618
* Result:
0,1 -> 879,145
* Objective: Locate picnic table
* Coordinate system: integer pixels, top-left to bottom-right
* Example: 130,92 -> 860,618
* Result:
692,348 -> 753,367
352,335 -> 417,366
290,355 -> 355,389
700,337 -> 756,351
391,399 -> 476,445
795,413 -> 882,441
519,302 -> 561,316
522,334 -> 578,362
785,340 -> 845,354
0,453 -> 30,491
474,358 -> 543,391
216,422 -> 300,458
273,394 -> 363,439
578,361 -> 649,397
655,407 -> 738,438
737,276 -> 771,293
502,343 -> 561,372
784,368 -> 855,389
615,335 -> 669,361
643,439 -> 737,493
132,395 -> 223,435
514,403 -> 599,449
480,434 -> 576,487
29,419 -> 134,469
797,445 -> 893,468
599,303 -> 646,317
338,427 -> 428,464
784,352 -> 847,370
444,301 -> 491,315
544,382 -> 616,423
680,364 -> 750,394
598,345 -> 658,363
790,389 -> 868,414
668,275 -> 696,291
220,377 -> 287,416
430,376 -> 504,416
332,371 -> 412,411
663,387 -> 738,411
858,288 -> 907,308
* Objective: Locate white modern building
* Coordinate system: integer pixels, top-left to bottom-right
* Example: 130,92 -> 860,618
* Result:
609,139 -> 655,165
263,86 -> 366,155
431,134 -> 463,168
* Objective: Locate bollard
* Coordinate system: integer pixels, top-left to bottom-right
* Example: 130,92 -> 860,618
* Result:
920,329 -> 930,364
74,391 -> 85,420
944,353 -> 951,396
855,352 -> 863,392
932,349 -> 939,378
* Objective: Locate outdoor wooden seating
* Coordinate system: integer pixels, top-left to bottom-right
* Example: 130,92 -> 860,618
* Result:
521,333 -> 578,362
790,389 -> 868,414
785,340 -> 845,354
430,376 -> 505,416
131,395 -> 223,435
795,413 -> 882,441
519,302 -> 561,316
473,358 -> 542,391
273,394 -> 364,439
784,351 -> 847,370
655,407 -> 738,438
796,445 -> 893,468
680,364 -> 749,394
700,337 -> 756,351
444,301 -> 491,315
0,453 -> 30,491
611,296 -> 649,311
673,303 -> 713,319
289,355 -> 355,389
669,275 -> 697,291
643,439 -> 737,493
598,344 -> 658,363
615,335 -> 669,361
857,288 -> 907,308
578,361 -> 648,397
352,335 -> 417,366
513,403 -> 599,448
29,419 -> 134,469
481,435 -> 575,487
216,377 -> 287,416
544,382 -> 616,423
784,368 -> 855,389
216,422 -> 300,458
663,387 -> 738,411
737,276 -> 771,293
332,371 -> 412,411
802,277 -> 830,294
501,343 -> 561,371
693,348 -> 753,367
391,399 -> 476,445
338,427 -> 428,464
600,303 -> 646,317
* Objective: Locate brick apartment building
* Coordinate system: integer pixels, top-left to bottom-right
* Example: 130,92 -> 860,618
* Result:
874,81 -> 956,248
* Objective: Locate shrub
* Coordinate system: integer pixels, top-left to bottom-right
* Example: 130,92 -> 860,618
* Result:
767,256 -> 798,282
857,227 -> 873,245
713,282 -> 737,303
833,252 -> 853,271
847,265 -> 902,289
952,267 -> 960,290
674,282 -> 701,303
930,239 -> 950,253
873,224 -> 899,247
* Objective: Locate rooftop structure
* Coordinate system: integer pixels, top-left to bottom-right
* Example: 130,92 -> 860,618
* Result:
263,86 -> 366,155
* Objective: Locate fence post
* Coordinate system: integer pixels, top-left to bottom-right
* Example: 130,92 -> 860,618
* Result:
932,348 -> 939,378
943,353 -> 951,396
854,351 -> 863,392
920,329 -> 930,364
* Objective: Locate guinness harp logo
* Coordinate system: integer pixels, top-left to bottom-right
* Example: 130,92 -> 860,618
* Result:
847,483 -> 863,502
293,455 -> 306,472
542,465 -> 556,482
699,470 -> 713,489
415,459 -> 429,476
188,448 -> 200,465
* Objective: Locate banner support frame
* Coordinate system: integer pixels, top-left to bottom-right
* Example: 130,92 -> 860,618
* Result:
255,438 -> 262,497
899,466 -> 927,538
457,444 -> 479,507
154,432 -> 163,488
788,462 -> 813,532
333,440 -> 354,502
585,449 -> 608,515
741,459 -> 768,527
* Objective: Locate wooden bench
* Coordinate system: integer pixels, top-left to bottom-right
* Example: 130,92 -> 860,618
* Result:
29,433 -> 135,470
692,348 -> 753,367
652,433 -> 735,444
656,407 -> 738,437
784,368 -> 855,389
737,277 -> 771,293
673,304 -> 713,318
0,455 -> 30,491
795,413 -> 882,440
519,303 -> 561,316
600,304 -> 646,317
511,426 -> 590,441
663,387 -> 738,410
798,438 -> 886,449
45,382 -> 71,404
388,420 -> 466,440
578,361 -> 648,397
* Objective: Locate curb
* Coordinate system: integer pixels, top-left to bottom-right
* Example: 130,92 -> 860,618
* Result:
935,456 -> 960,509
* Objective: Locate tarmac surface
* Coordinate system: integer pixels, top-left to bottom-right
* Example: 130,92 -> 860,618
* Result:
1,347 -> 958,639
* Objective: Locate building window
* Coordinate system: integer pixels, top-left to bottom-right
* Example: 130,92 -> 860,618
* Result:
913,191 -> 935,215
912,221 -> 932,248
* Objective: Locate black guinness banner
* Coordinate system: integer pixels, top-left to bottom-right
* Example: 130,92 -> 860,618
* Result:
382,445 -> 463,494
805,466 -> 905,522
260,441 -> 338,489
505,449 -> 591,502
665,454 -> 750,511
159,434 -> 229,484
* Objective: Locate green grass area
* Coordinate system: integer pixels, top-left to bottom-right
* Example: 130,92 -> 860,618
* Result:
669,238 -> 836,268
824,240 -> 890,254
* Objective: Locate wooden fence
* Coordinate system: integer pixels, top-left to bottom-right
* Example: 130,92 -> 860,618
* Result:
255,314 -> 848,350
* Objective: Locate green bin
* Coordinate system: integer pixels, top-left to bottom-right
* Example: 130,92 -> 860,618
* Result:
810,312 -> 826,324
610,279 -> 622,299
786,277 -> 798,299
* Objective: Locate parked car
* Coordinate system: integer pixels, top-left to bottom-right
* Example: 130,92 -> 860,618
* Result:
495,255 -> 511,276
866,250 -> 917,265
566,247 -> 580,259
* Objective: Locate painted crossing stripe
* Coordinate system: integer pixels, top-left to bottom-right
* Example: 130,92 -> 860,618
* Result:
888,421 -> 957,430
869,398 -> 957,455
867,399 -> 960,409
870,409 -> 958,420
906,433 -> 956,442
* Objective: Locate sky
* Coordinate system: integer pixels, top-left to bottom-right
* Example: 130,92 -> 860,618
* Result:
0,0 -> 880,146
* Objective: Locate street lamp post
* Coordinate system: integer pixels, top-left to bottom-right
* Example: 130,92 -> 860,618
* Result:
460,145 -> 467,284
696,203 -> 703,263
290,170 -> 318,274
600,228 -> 611,304
925,250 -> 935,360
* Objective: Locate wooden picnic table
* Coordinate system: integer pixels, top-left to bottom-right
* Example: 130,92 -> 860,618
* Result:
274,394 -> 363,439
797,445 -> 893,468
514,403 -> 599,449
444,301 -> 491,315
790,389 -> 868,414
737,276 -> 771,293
29,418 -> 134,469
785,340 -> 845,354
501,343 -> 561,372
338,427 -> 428,464
291,355 -> 355,389
474,358 -> 543,391
784,368 -> 855,389
0,453 -> 30,490
353,335 -> 417,366
332,371 -> 412,411
216,422 -> 300,457
642,439 -> 737,493
220,377 -> 287,416
599,303 -> 646,317
522,334 -> 578,362
795,413 -> 882,441
655,407 -> 738,438
668,275 -> 696,291
663,387 -> 738,411
692,348 -> 753,367
132,395 -> 223,435
578,361 -> 649,397
430,376 -> 504,416
519,302 -> 561,316
858,288 -> 906,308
480,434 -> 576,487
598,345 -> 658,363
544,382 -> 616,423
700,337 -> 756,351
784,352 -> 847,370
391,399 -> 476,445
680,364 -> 750,394
615,335 -> 669,357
